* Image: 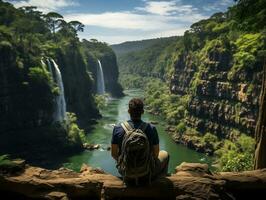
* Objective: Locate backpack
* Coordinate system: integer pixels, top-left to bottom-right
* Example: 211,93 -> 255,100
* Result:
117,121 -> 154,185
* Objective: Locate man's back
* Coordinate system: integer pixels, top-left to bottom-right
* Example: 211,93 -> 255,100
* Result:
112,119 -> 159,151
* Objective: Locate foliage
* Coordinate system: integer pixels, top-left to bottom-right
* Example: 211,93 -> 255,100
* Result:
111,36 -> 178,56
201,133 -> 220,150
27,66 -> 55,113
215,134 -> 255,172
117,36 -> 180,81
119,74 -> 151,89
144,79 -> 188,125
94,94 -> 108,110
228,33 -> 265,81
0,155 -> 13,167
176,122 -> 186,134
66,112 -> 86,144
231,0 -> 266,31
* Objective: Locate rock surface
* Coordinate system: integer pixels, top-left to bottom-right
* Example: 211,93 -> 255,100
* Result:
169,49 -> 263,153
83,143 -> 101,150
1,161 -> 266,200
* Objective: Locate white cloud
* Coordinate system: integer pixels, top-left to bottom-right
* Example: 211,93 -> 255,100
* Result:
136,1 -> 198,16
136,1 -> 178,16
150,28 -> 188,38
65,12 -> 174,31
63,0 -> 207,32
203,0 -> 235,12
64,11 -> 207,31
63,0 -> 208,44
6,0 -> 77,13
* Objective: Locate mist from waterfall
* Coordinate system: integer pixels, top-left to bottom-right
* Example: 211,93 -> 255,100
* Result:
42,58 -> 66,122
97,59 -> 106,94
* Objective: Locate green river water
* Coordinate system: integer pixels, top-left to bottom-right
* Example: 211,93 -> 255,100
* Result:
63,89 -> 212,176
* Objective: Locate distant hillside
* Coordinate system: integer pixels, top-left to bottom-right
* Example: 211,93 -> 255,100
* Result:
111,36 -> 178,56
117,36 -> 181,79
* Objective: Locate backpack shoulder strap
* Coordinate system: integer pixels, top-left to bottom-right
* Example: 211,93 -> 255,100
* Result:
138,122 -> 148,132
121,121 -> 133,134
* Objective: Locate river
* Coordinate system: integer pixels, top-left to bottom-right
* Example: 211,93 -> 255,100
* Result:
63,89 -> 212,176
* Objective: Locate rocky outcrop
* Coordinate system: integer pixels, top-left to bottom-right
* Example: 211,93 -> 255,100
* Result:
170,53 -> 196,95
1,161 -> 266,200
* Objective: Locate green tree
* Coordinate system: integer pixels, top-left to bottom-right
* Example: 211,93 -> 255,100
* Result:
68,20 -> 84,33
44,12 -> 63,36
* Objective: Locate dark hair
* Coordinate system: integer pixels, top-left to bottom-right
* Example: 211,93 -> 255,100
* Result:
128,98 -> 144,118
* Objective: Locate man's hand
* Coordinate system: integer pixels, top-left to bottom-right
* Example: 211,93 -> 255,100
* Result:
111,144 -> 119,161
153,144 -> 159,158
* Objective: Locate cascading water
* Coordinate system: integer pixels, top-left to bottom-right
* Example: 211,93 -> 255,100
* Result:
41,59 -> 46,70
42,58 -> 66,122
50,59 -> 67,122
46,59 -> 54,79
97,60 -> 106,94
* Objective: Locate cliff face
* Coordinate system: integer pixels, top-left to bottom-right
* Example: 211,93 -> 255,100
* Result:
54,45 -> 100,129
99,51 -> 124,97
170,38 -> 263,139
82,39 -> 124,97
0,41 -> 55,133
0,40 -> 85,164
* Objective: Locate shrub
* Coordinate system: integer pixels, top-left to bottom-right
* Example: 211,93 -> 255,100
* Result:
176,122 -> 186,134
66,112 -> 86,144
94,94 -> 107,110
215,134 -> 255,172
201,132 -> 219,151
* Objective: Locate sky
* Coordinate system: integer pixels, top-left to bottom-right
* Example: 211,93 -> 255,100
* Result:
6,0 -> 235,44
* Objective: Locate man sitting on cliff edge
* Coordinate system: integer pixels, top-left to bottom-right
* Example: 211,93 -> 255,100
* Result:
111,98 -> 169,184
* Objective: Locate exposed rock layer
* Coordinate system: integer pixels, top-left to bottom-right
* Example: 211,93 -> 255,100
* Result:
1,162 -> 266,200
170,49 -> 262,148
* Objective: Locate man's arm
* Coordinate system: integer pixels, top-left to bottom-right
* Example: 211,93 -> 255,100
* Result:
111,144 -> 119,161
153,144 -> 159,158
151,125 -> 160,158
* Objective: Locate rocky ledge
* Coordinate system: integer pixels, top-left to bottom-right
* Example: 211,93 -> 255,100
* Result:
0,161 -> 266,200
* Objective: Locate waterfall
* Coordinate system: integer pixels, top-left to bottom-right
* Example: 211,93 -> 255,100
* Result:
46,59 -> 54,78
97,59 -> 105,94
50,59 -> 67,122
42,59 -> 66,122
41,59 -> 46,70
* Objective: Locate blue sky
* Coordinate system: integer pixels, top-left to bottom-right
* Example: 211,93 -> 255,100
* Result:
6,0 -> 235,44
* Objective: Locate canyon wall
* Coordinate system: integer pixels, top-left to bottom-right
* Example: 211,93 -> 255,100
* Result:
170,44 -> 263,139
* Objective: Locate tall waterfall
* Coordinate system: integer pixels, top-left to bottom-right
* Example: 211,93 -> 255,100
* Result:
97,60 -> 105,94
51,59 -> 67,122
46,59 -> 54,78
42,58 -> 66,122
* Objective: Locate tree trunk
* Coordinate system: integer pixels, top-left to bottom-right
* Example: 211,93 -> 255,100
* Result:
254,63 -> 266,169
